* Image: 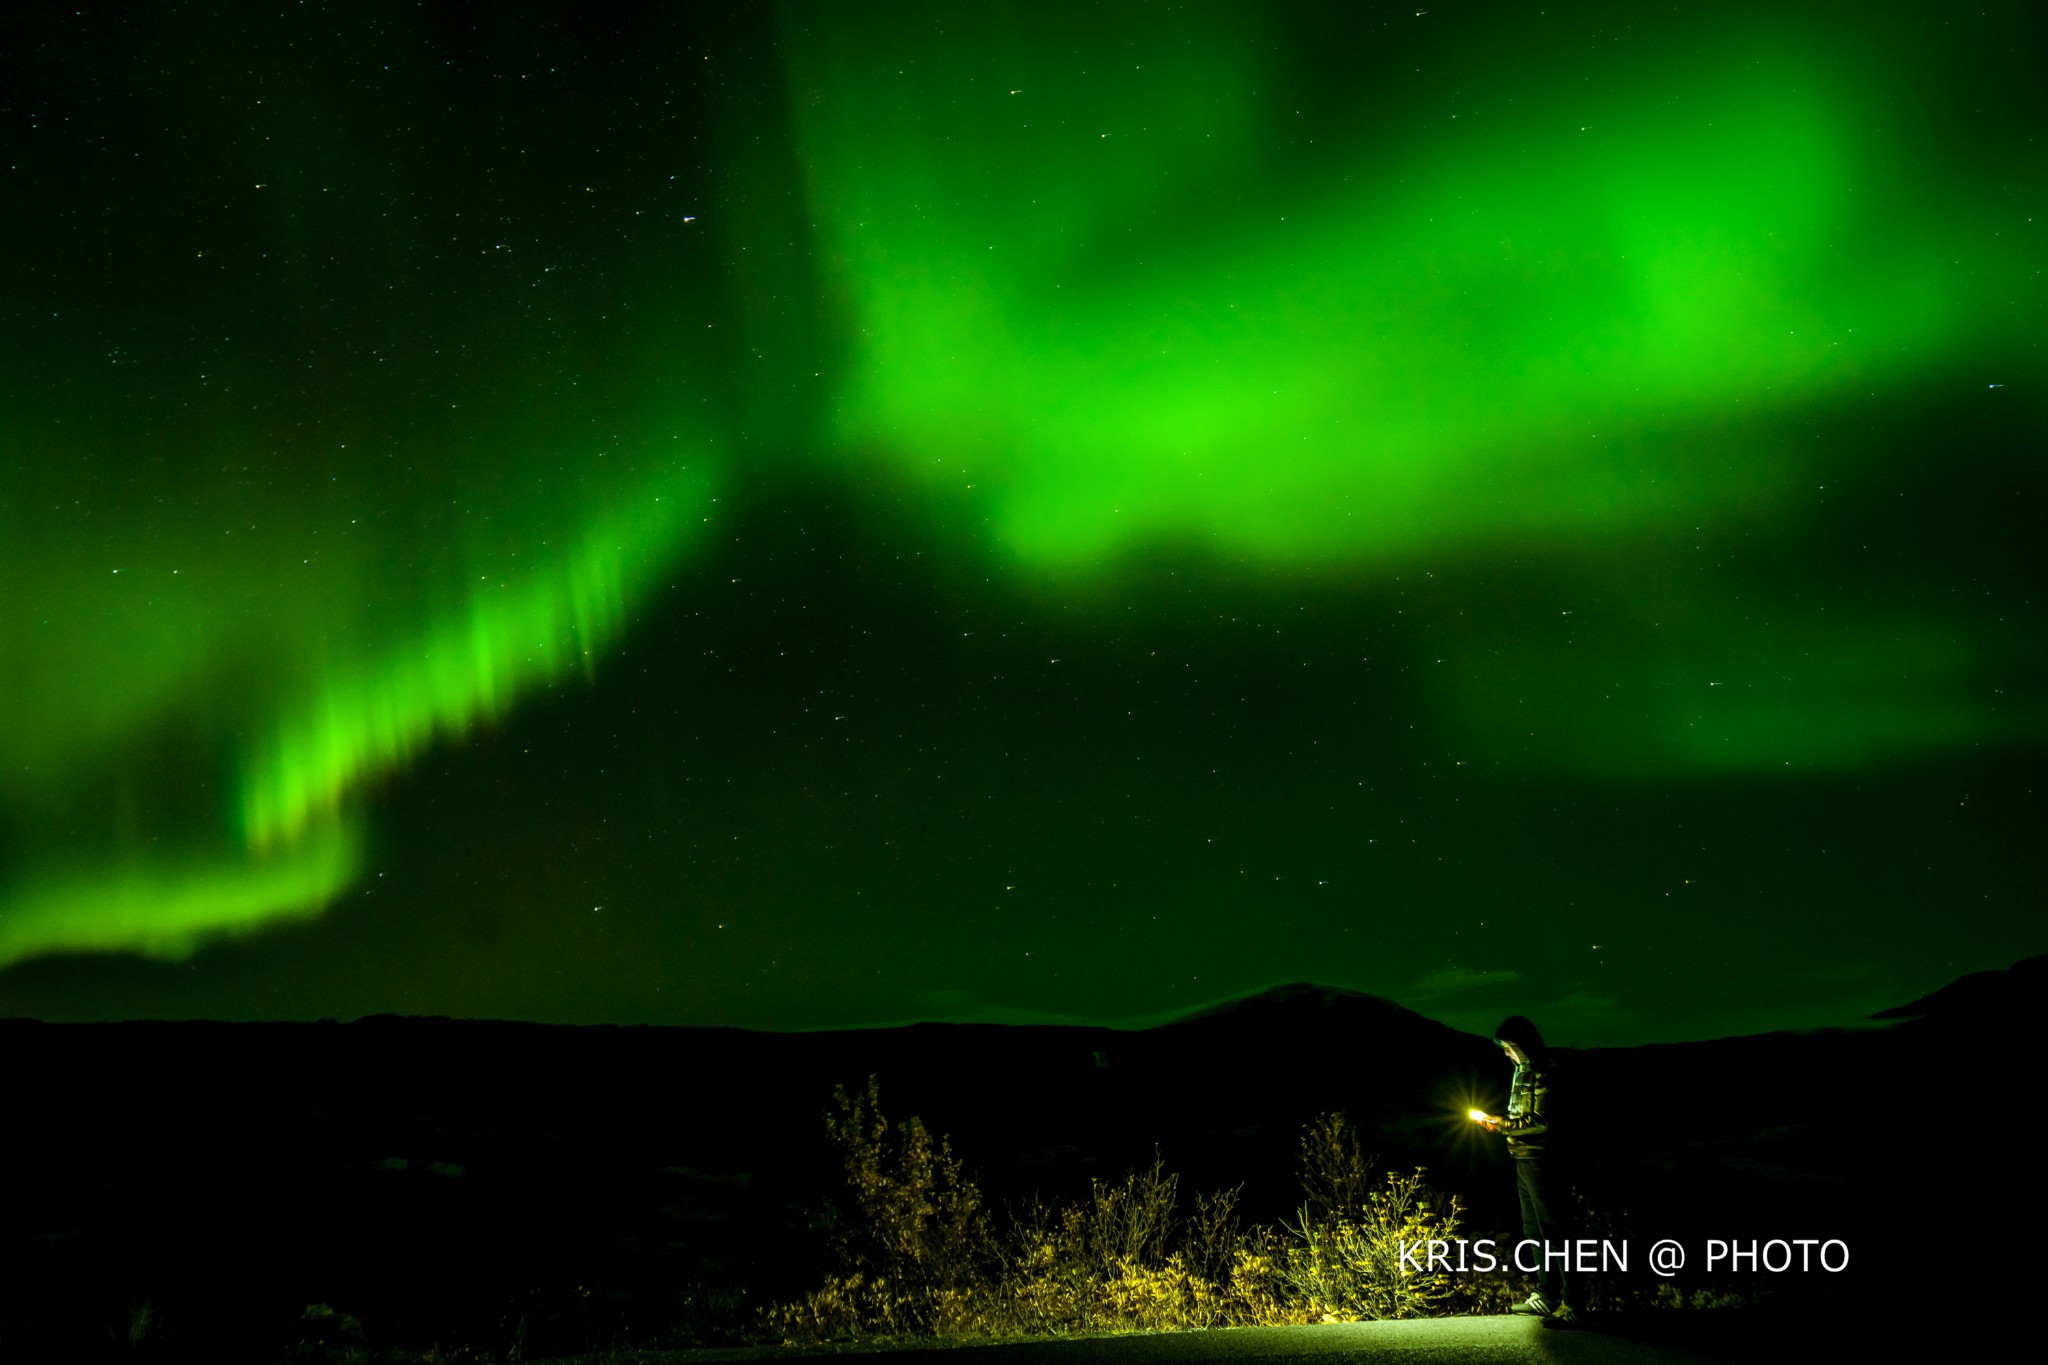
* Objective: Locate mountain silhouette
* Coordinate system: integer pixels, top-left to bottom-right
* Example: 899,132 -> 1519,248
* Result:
3,955 -> 2036,1358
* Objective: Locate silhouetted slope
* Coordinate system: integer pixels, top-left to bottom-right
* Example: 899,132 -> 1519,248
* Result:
1868,950 -> 2045,1025
2,956 -> 2038,1360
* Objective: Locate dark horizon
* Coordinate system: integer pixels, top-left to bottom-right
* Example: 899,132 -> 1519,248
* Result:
9,907 -> 2033,1359
10,953 -> 2039,1054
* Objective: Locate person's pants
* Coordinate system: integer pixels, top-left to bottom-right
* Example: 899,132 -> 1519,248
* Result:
1514,1156 -> 1567,1305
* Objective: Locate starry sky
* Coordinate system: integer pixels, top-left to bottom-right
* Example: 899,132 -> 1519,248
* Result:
2,0 -> 2041,1044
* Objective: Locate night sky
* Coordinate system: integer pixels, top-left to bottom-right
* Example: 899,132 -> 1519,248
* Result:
3,0 -> 2041,1045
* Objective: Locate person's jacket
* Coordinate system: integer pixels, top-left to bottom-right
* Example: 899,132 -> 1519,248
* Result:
1502,1059 -> 1549,1157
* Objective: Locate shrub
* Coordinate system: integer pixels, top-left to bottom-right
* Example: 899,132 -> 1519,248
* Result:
771,1091 -> 1493,1342
769,1076 -> 996,1340
281,1303 -> 369,1364
993,1155 -> 1238,1335
1297,1110 -> 1373,1223
1281,1165 -> 1471,1320
1278,1112 -> 1479,1320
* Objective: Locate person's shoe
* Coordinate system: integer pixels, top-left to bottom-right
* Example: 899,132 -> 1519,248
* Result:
1510,1293 -> 1556,1317
1540,1303 -> 1579,1329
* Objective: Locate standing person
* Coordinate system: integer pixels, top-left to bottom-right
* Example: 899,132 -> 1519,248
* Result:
1483,1015 -> 1575,1324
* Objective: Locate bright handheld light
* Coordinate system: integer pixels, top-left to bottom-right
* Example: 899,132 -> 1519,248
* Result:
1469,1109 -> 1496,1125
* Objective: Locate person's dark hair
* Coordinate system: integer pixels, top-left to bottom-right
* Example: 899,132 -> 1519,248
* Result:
1492,1015 -> 1550,1068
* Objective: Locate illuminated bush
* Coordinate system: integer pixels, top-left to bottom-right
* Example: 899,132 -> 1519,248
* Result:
771,1076 -> 997,1339
770,1090 -> 1501,1343
1281,1166 -> 1467,1320
1277,1112 -> 1486,1321
991,1157 -> 1296,1334
1297,1109 -> 1374,1223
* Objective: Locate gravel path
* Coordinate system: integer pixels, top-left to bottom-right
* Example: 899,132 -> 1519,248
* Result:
650,1315 -> 1749,1365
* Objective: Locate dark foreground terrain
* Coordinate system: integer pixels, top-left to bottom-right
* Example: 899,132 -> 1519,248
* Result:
4,955 -> 2038,1361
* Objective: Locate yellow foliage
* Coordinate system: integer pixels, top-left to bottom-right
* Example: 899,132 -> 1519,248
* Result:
1281,1167 -> 1468,1320
771,1094 -> 1507,1343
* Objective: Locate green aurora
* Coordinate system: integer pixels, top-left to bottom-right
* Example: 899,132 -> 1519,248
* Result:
1,0 -> 2041,1038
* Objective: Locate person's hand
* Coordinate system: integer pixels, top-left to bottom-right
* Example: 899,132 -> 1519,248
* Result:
1482,1115 -> 1502,1132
